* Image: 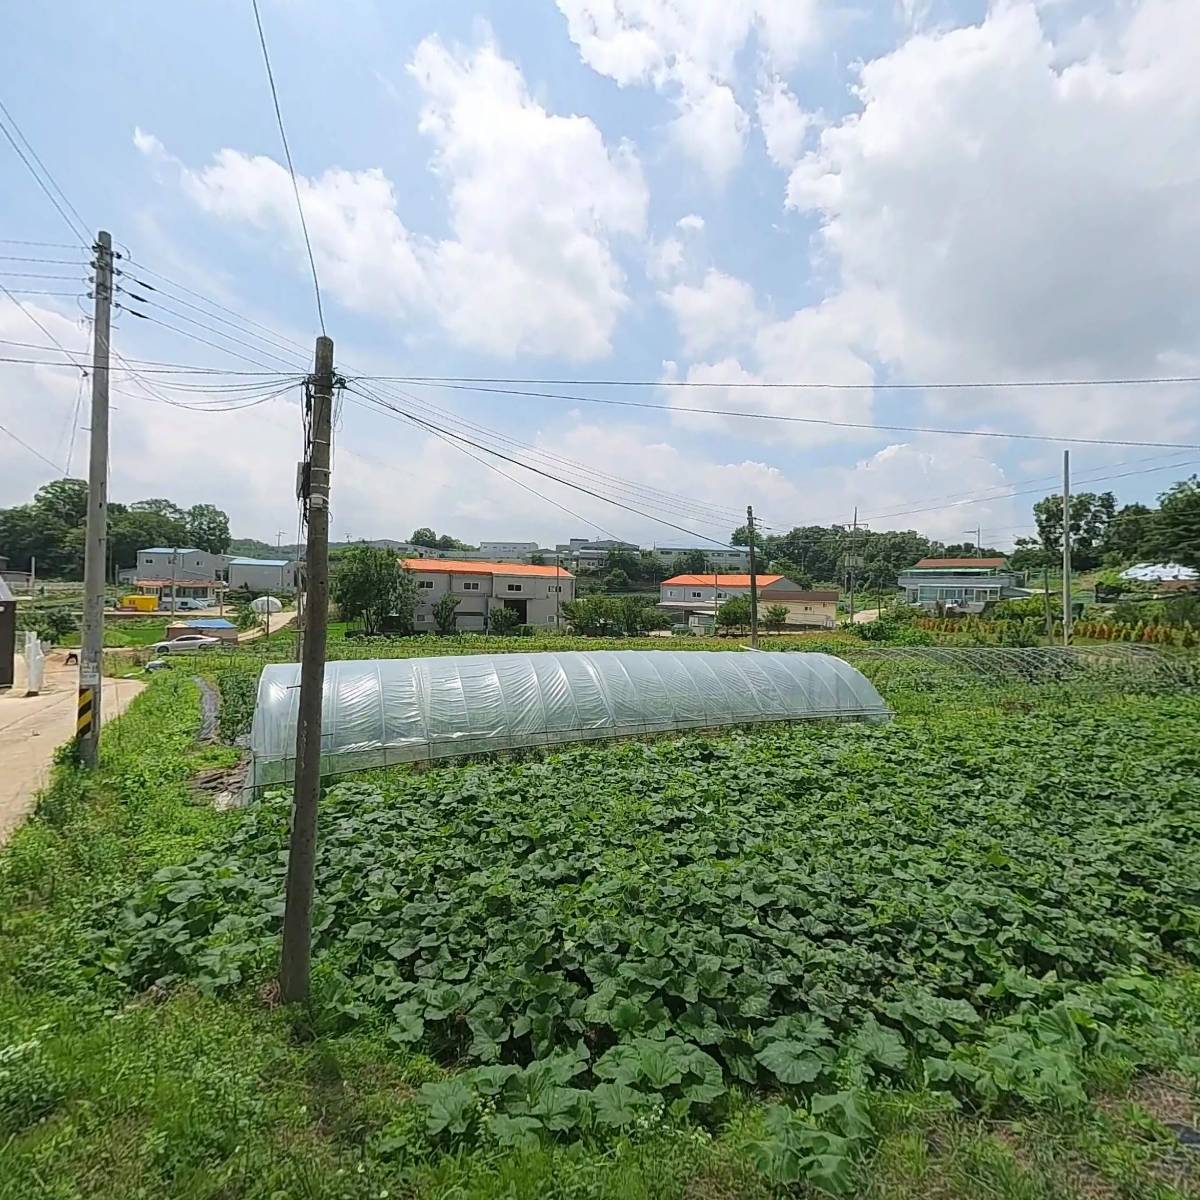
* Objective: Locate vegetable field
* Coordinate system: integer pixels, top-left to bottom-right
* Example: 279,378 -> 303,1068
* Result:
91,690 -> 1200,1192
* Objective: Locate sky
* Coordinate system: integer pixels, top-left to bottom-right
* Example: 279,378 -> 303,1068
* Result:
2,0 -> 1199,552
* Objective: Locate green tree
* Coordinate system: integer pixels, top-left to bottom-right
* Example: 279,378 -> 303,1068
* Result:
1100,503 -> 1156,564
561,595 -> 622,635
605,567 -> 631,591
671,549 -> 708,575
605,547 -> 641,577
638,551 -> 669,583
717,593 -> 753,633
1152,477 -> 1200,569
432,592 -> 461,634
185,503 -> 231,554
529,551 -> 546,565
1018,491 -> 1116,571
34,478 -> 89,527
488,605 -> 522,635
331,544 -> 415,635
131,497 -> 187,525
409,527 -> 439,548
765,603 -> 790,631
108,507 -> 189,573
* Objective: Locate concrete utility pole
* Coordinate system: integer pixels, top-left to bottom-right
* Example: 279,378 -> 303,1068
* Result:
169,548 -> 178,615
76,231 -> 113,767
280,335 -> 334,1004
747,505 -> 759,648
1062,449 -> 1072,645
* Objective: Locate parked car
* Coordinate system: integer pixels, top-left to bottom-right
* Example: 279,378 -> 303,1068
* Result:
150,634 -> 222,654
167,597 -> 210,612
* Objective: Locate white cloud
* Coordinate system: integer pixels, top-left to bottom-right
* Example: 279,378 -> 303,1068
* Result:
660,269 -> 759,356
145,35 -> 647,361
756,76 -> 814,167
554,0 -> 821,179
783,0 -> 1200,441
676,213 -> 705,231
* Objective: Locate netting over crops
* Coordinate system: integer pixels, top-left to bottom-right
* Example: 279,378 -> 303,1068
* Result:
248,650 -> 891,789
833,644 -> 1193,713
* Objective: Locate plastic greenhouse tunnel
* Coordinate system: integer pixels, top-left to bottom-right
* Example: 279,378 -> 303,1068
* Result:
247,650 -> 892,790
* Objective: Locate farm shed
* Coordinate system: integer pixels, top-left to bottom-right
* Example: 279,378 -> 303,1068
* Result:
248,650 -> 891,789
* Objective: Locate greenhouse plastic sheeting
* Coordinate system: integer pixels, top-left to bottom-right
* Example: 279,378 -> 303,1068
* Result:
247,650 -> 892,789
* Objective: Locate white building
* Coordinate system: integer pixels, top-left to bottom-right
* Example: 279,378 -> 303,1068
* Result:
226,556 -> 299,594
402,558 -> 574,631
136,547 -> 225,582
658,573 -> 839,630
476,540 -> 540,559
655,545 -> 751,571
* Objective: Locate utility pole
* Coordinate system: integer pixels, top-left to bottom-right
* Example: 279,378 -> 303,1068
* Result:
1061,449 -> 1072,646
746,505 -> 759,648
847,507 -> 858,621
76,231 -> 112,767
170,548 -> 178,615
1042,560 -> 1053,638
280,335 -> 334,1005
555,552 -> 561,629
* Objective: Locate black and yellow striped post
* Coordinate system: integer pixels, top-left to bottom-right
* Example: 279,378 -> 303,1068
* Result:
76,685 -> 95,741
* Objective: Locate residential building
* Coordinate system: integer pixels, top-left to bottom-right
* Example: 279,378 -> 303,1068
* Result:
226,556 -> 299,594
136,547 -> 225,582
658,573 -> 839,630
477,540 -> 540,559
554,538 -> 639,570
654,545 -> 752,571
898,557 -> 1027,612
401,558 -> 575,631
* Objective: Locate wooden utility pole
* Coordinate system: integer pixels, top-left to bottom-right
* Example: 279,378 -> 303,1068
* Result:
280,335 -> 334,1004
746,505 -> 759,648
77,231 -> 113,767
847,507 -> 858,621
1061,449 -> 1072,645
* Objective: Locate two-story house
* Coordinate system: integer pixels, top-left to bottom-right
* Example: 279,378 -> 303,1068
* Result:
897,557 -> 1028,612
658,573 -> 839,630
401,558 -> 575,631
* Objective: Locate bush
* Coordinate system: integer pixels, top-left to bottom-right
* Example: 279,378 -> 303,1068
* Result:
488,606 -> 522,635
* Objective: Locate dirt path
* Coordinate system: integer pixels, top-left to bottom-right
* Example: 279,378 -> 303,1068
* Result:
0,654 -> 145,845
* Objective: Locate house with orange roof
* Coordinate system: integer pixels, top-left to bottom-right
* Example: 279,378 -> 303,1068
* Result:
401,558 -> 574,632
658,572 -> 839,631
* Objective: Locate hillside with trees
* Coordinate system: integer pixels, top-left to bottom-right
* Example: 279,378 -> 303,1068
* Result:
0,479 -> 232,578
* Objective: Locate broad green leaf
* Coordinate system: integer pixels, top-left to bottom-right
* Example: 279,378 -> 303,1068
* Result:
755,1040 -> 829,1085
418,1080 -> 475,1136
592,1081 -> 643,1127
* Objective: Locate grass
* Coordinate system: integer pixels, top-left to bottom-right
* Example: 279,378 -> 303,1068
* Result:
51,618 -> 169,649
2,674 -> 1199,1197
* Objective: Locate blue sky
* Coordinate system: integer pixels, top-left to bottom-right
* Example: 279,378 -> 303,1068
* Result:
3,0 -> 1198,551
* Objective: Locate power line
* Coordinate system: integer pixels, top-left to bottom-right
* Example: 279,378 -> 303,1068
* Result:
117,305 -> 304,372
386,372 -> 1200,392
346,383 -> 737,550
117,287 -> 306,370
250,0 -> 325,336
0,419 -> 62,472
0,338 -> 300,374
387,379 -> 1200,450
0,238 -> 80,250
363,379 -> 749,530
0,289 -> 85,297
119,271 -> 311,364
857,457 -> 1200,524
0,97 -> 91,246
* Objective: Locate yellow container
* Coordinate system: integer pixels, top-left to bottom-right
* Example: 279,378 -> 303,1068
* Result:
120,594 -> 159,612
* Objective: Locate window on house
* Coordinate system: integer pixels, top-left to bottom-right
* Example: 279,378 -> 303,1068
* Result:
549,585 -> 562,593
691,591 -> 703,599
506,583 -> 522,592
417,580 -> 435,590
462,581 -> 480,591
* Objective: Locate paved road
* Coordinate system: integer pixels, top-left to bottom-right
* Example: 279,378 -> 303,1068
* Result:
852,608 -> 880,624
0,656 -> 144,845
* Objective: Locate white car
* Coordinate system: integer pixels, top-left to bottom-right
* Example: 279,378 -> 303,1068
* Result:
150,634 -> 222,654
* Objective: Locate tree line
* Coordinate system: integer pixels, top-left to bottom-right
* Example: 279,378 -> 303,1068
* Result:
0,478 -> 232,579
1011,476 -> 1199,571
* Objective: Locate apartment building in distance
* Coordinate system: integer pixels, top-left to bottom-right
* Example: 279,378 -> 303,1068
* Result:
401,558 -> 575,631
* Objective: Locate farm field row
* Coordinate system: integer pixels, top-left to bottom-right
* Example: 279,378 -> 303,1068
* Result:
1,675 -> 1198,1197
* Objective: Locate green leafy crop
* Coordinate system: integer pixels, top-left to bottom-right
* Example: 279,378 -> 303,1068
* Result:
94,693 -> 1200,1183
